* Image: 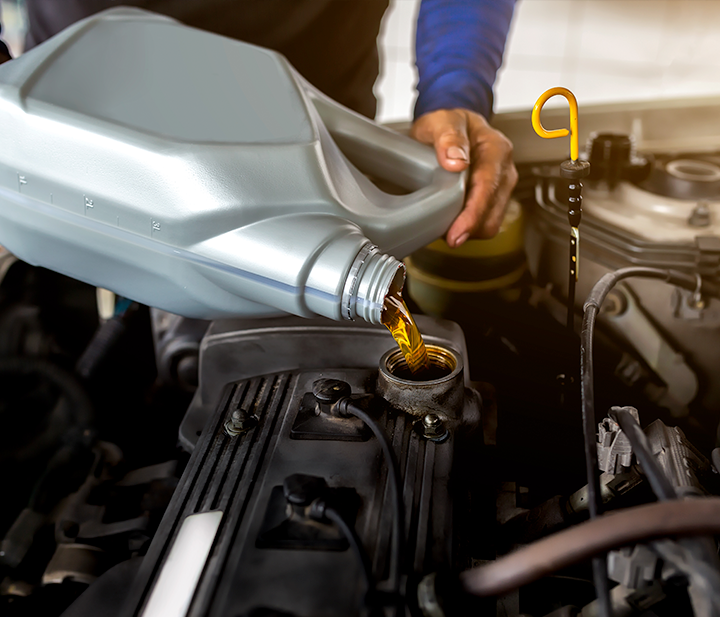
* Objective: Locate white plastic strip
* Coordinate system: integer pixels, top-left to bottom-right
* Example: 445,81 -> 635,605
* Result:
141,510 -> 223,617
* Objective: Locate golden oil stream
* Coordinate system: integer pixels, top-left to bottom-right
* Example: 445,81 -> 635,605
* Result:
381,288 -> 429,375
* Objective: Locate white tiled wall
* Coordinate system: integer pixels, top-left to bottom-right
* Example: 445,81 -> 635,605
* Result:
496,0 -> 720,114
0,0 -> 24,57
4,0 -> 720,122
376,0 -> 720,122
375,0 -> 421,122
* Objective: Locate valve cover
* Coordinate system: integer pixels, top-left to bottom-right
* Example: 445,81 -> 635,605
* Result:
123,362 -> 480,617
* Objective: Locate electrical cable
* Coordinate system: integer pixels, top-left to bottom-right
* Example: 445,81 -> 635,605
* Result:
459,497 -> 720,598
337,399 -> 404,600
323,506 -> 374,602
578,266 -> 720,617
580,268 -> 709,521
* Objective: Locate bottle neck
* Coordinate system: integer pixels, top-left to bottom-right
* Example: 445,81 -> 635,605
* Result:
342,244 -> 405,325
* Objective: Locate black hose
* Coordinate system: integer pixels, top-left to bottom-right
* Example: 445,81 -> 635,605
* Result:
580,301 -> 612,617
0,355 -> 93,463
324,506 -> 374,601
337,399 -> 404,600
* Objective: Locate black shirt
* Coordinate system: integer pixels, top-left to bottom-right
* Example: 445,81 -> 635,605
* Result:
23,0 -> 389,118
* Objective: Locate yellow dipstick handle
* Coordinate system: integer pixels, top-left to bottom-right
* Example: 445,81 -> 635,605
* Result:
532,87 -> 580,162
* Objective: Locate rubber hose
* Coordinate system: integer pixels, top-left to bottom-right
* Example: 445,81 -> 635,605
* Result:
459,498 -> 720,598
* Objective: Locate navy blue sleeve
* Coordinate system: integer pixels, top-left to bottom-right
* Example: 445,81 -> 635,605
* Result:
414,0 -> 515,120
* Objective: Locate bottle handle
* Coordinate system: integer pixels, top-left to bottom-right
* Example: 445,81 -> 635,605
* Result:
305,86 -> 465,219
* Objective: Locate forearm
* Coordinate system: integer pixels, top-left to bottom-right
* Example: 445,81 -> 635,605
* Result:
414,0 -> 515,119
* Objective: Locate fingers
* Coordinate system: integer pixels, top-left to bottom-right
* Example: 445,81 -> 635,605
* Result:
410,110 -> 471,173
410,108 -> 518,247
446,112 -> 516,246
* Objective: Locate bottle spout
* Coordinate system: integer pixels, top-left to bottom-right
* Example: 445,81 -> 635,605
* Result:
342,244 -> 405,325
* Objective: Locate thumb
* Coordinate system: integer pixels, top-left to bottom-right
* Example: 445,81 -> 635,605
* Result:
436,129 -> 470,173
411,110 -> 471,172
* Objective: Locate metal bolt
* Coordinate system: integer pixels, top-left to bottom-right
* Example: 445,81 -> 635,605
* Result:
423,413 -> 440,428
224,407 -> 258,437
688,202 -> 712,228
421,413 -> 448,442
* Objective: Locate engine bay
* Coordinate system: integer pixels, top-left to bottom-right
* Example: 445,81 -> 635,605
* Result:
3,94 -> 720,617
1,14 -> 720,611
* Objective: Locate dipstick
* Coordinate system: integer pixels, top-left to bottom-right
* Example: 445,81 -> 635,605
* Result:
532,87 -> 590,331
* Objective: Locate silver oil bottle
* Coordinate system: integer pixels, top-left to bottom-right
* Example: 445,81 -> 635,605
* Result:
0,8 -> 464,323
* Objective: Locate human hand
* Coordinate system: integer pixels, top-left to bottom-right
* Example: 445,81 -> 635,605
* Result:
410,108 -> 517,247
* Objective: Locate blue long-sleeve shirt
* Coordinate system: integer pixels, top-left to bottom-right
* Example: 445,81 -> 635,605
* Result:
415,0 -> 516,119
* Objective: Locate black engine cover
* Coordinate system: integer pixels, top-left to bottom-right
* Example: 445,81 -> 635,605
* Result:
125,366 -> 467,617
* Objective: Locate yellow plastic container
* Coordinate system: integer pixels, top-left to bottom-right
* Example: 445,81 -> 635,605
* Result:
405,200 -> 525,316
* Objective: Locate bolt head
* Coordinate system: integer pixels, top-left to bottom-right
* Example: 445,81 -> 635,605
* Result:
688,202 -> 712,228
421,414 -> 448,441
423,413 -> 441,428
231,409 -> 246,423
224,409 -> 258,436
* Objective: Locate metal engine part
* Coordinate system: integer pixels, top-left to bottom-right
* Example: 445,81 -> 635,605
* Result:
597,408 -> 638,474
120,345 -> 481,616
526,164 -> 720,413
